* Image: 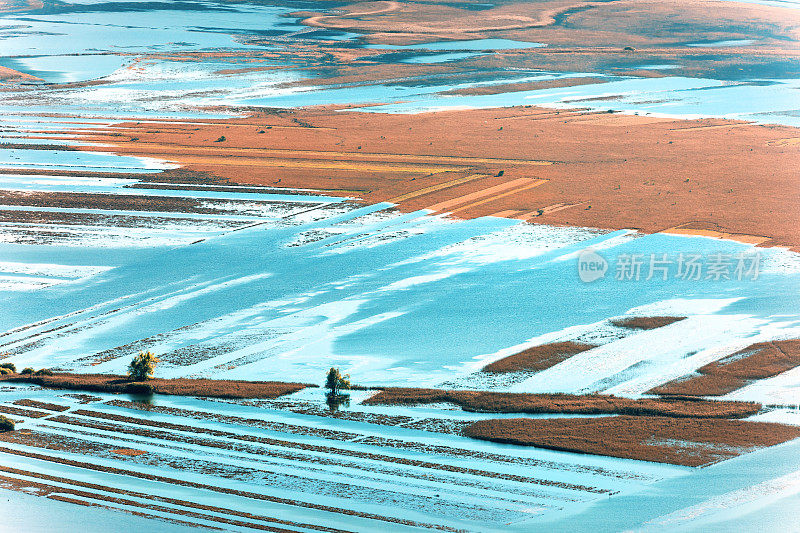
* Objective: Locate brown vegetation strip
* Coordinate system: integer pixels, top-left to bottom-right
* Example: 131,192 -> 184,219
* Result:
0,190 -> 212,214
0,468 -> 331,533
101,400 -> 362,441
51,416 -> 579,505
482,341 -> 597,373
0,209 -> 244,229
0,404 -> 50,418
0,373 -> 310,399
0,459 -> 350,532
610,316 -> 686,330
70,402 -> 652,481
363,389 -> 759,418
53,412 -> 601,494
13,399 -> 70,412
41,494 -> 218,531
462,416 -> 800,467
651,339 -> 800,397
0,445 -> 462,532
4,428 -> 482,521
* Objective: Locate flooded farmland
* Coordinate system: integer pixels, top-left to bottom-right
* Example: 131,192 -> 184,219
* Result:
2,0 -> 800,531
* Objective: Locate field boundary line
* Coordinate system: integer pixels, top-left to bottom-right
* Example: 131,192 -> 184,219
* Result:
448,179 -> 549,214
387,173 -> 489,203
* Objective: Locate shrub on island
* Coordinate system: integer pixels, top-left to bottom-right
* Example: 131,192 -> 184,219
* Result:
128,351 -> 159,382
0,415 -> 14,432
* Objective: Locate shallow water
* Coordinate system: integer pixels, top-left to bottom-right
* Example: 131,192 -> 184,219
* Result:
1,1 -> 799,530
368,39 -> 547,51
0,1 -> 798,125
400,51 -> 482,64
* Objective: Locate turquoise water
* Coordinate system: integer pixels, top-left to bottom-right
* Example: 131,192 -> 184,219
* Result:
368,38 -> 546,50
0,54 -> 131,83
361,76 -> 800,127
0,147 -> 167,173
0,1 -> 797,125
401,52 -> 481,63
686,39 -> 756,47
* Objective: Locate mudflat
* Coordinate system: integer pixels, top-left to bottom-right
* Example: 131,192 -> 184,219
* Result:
75,106 -> 800,249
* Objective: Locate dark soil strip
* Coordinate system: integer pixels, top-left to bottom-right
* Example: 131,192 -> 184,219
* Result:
14,399 -> 70,412
45,494 -> 223,531
0,465 -> 351,533
0,471 -> 308,532
50,414 -> 572,501
102,400 -> 362,441
129,183 -> 305,194
0,190 -> 213,214
0,404 -> 50,418
0,446 -> 463,532
0,143 -> 78,151
0,167 -> 224,184
55,411 -> 601,495
99,399 -> 654,481
0,209 -> 244,229
0,191 -> 286,216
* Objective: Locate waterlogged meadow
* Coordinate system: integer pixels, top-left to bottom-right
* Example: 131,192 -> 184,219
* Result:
2,0 -> 800,531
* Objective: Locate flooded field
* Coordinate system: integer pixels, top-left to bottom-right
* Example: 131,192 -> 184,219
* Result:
1,0 -> 800,530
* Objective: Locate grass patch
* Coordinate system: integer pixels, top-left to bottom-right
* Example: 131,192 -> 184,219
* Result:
0,372 -> 311,399
463,416 -> 800,467
610,316 -> 686,330
482,341 -> 597,373
363,388 -> 760,418
652,339 -> 800,396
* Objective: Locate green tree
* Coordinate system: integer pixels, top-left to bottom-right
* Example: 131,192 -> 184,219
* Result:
0,414 -> 14,432
128,351 -> 159,381
325,367 -> 351,396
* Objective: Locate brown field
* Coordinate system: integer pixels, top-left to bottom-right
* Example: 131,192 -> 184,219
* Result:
463,416 -> 800,466
296,0 -> 800,48
610,316 -> 687,330
482,341 -> 596,373
0,373 -> 310,399
68,104 -> 800,250
362,388 -> 760,418
651,339 -> 800,396
0,190 -> 290,215
0,65 -> 41,81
